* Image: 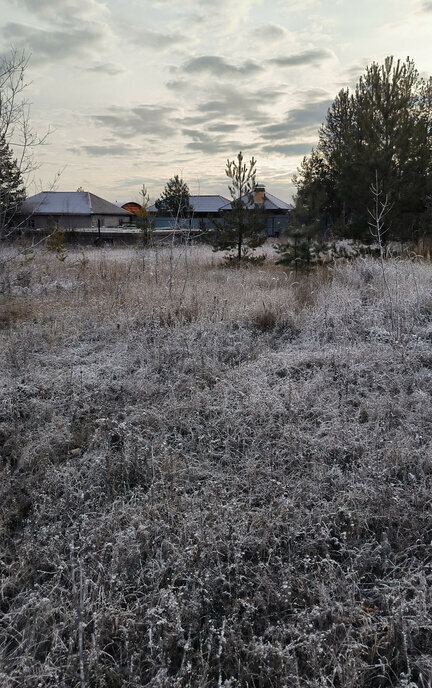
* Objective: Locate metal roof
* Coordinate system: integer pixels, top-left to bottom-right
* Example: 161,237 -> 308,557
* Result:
219,192 -> 293,212
20,192 -> 134,216
147,195 -> 229,214
190,195 -> 230,213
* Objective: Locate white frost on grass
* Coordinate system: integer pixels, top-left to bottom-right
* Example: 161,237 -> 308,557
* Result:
0,244 -> 432,687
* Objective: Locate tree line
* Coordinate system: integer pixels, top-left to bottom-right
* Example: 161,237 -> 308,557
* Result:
294,56 -> 432,243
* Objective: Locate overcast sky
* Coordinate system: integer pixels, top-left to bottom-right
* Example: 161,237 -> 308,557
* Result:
1,0 -> 432,204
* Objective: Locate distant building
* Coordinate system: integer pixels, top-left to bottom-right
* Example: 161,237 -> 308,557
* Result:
147,195 -> 230,230
219,185 -> 293,237
20,191 -> 134,230
120,202 -> 142,216
147,187 -> 292,236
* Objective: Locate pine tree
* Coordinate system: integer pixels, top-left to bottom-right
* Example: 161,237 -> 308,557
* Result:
210,151 -> 266,263
45,217 -> 67,260
155,175 -> 192,222
294,57 -> 432,242
0,135 -> 26,237
274,226 -> 314,275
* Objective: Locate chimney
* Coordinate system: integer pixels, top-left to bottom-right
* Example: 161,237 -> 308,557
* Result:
254,183 -> 265,204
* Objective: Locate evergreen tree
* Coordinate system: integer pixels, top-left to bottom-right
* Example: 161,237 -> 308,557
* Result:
0,135 -> 26,237
274,227 -> 314,275
45,217 -> 67,261
155,175 -> 192,222
294,57 -> 432,242
210,151 -> 266,263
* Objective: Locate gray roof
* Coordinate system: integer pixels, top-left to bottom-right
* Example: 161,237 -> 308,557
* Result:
20,192 -> 134,216
148,195 -> 229,214
190,195 -> 230,213
219,192 -> 293,212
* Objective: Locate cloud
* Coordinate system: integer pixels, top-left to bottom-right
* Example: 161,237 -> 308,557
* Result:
93,104 -> 177,139
178,0 -> 263,33
182,128 -> 241,154
173,83 -> 287,153
296,88 -> 332,100
268,48 -> 335,68
190,85 -> 285,128
421,1 -> 432,12
251,23 -> 288,42
69,143 -> 134,157
261,142 -> 314,156
1,22 -> 109,63
131,28 -> 188,50
181,55 -> 263,78
343,61 -> 369,84
85,62 -> 126,76
198,97 -> 265,124
172,48 -> 335,94
260,98 -> 332,139
14,0 -> 108,24
207,123 -> 239,133
166,79 -> 188,91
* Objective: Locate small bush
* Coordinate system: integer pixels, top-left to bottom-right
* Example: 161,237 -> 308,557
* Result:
0,300 -> 32,327
251,304 -> 277,332
45,220 -> 67,260
220,252 -> 266,268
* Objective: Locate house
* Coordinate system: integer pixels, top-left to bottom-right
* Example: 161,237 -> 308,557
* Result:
20,191 -> 135,230
219,184 -> 293,237
147,187 -> 292,236
147,195 -> 230,230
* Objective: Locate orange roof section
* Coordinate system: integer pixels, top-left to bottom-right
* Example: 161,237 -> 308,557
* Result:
121,202 -> 142,215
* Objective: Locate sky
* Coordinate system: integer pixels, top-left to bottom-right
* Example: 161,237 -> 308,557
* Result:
1,0 -> 432,205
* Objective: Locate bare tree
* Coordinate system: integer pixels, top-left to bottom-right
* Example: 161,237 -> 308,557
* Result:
136,184 -> 155,273
0,48 -> 50,240
368,170 -> 398,338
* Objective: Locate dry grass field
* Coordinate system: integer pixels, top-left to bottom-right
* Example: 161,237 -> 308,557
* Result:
1,241 -> 432,687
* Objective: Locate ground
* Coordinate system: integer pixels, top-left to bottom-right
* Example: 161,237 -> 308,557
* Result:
1,242 -> 432,687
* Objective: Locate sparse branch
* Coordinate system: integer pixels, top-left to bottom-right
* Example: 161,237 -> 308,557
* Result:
0,48 -> 52,241
368,170 -> 396,337
367,170 -> 393,254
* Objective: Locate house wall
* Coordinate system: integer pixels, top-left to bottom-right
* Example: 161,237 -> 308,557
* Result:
152,216 -> 215,230
92,215 -> 132,228
26,215 -> 91,230
152,214 -> 291,236
266,215 -> 290,237
27,214 -> 131,230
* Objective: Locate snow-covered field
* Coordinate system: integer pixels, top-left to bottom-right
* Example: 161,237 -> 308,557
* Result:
1,244 -> 432,687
